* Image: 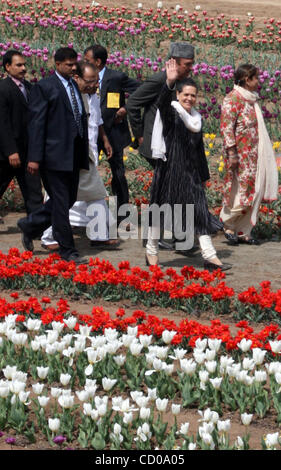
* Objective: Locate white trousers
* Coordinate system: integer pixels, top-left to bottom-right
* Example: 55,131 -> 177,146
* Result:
220,172 -> 253,237
146,227 -> 216,261
41,199 -> 111,245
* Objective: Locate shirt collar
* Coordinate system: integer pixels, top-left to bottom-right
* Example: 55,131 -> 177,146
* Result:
9,75 -> 24,87
55,71 -> 71,86
98,67 -> 106,83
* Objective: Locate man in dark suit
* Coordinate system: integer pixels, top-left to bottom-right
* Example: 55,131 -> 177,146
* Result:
17,47 -> 89,264
84,45 -> 139,219
0,50 -> 43,223
126,42 -> 195,250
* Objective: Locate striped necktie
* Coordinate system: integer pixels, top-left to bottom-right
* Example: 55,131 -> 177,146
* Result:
68,80 -> 83,137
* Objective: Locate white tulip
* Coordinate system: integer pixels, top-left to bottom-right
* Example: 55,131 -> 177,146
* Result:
64,316 -> 77,329
139,335 -> 153,348
201,432 -> 215,449
205,348 -> 216,361
135,396 -> 150,408
198,408 -> 219,424
122,334 -> 135,348
195,5 -> 201,10
38,396 -> 50,408
48,418 -> 60,432
137,3 -> 143,8
58,394 -> 74,409
147,388 -> 157,401
60,373 -> 71,386
32,383 -> 45,395
18,391 -> 30,405
208,338 -> 221,352
171,404 -> 180,415
104,328 -> 118,341
51,387 -> 62,398
106,341 -> 122,355
13,371 -> 27,383
113,423 -> 122,435
155,346 -> 169,360
9,380 -> 25,395
129,342 -> 143,356
175,4 -> 181,12
188,442 -> 196,450
254,370 -> 267,383
102,377 -> 117,391
162,330 -> 177,344
241,413 -> 253,426
83,403 -> 93,416
217,419 -> 231,433
219,356 -> 234,373
76,390 -> 90,402
51,321 -> 64,333
266,362 -> 281,375
25,318 -> 42,331
252,348 -> 266,365
163,363 -> 174,376
74,339 -> 86,353
180,358 -> 197,375
79,325 -> 92,337
31,340 -> 41,351
113,355 -> 126,366
95,396 -> 108,408
234,435 -> 244,450
155,398 -> 168,412
152,358 -> 163,371
237,338 -> 252,352
242,357 -> 256,371
265,432 -> 279,448
90,409 -> 99,421
37,366 -> 49,379
123,412 -> 133,424
130,391 -> 143,402
97,403 -> 107,417
205,360 -> 217,374
209,377 -> 222,390
3,366 -> 16,380
127,326 -> 138,337
269,341 -> 281,354
157,1 -> 163,9
172,348 -> 187,360
199,370 -> 209,383
140,407 -> 151,420
46,330 -> 59,345
179,422 -> 190,435
275,372 -> 281,384
11,332 -> 28,346
193,350 -> 206,364
0,383 -> 10,398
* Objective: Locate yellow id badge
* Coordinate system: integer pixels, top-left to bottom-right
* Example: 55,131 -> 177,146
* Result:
107,92 -> 120,108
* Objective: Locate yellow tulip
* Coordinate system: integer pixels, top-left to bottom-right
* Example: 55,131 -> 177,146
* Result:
205,151 -> 210,157
208,143 -> 213,149
210,133 -> 216,140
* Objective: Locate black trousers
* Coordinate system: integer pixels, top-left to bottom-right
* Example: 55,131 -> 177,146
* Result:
0,161 -> 43,214
108,148 -> 129,210
19,142 -> 82,259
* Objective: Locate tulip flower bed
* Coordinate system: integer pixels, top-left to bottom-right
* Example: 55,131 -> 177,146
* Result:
2,291 -> 281,450
1,248 -> 281,327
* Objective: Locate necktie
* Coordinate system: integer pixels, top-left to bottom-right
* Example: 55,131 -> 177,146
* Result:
18,82 -> 27,101
68,80 -> 83,137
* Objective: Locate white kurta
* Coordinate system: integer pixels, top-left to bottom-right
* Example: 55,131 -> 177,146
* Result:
41,93 -> 114,245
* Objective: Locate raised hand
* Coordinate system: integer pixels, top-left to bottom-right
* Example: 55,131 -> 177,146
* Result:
166,58 -> 178,87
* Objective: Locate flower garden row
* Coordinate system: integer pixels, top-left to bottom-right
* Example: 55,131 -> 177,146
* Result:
2,291 -> 281,449
1,249 -> 281,326
1,1 -> 281,51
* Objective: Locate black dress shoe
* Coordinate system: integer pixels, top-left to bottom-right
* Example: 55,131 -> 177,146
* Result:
158,239 -> 175,250
61,253 -> 87,265
238,237 -> 260,245
223,229 -> 239,245
204,261 -> 232,272
17,219 -> 34,252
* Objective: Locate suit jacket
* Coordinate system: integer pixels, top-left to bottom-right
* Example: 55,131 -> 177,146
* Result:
27,73 -> 89,172
127,71 -> 177,159
99,67 -> 139,152
0,76 -> 32,162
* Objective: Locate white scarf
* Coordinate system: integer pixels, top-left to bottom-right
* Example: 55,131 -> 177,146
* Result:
234,85 -> 278,225
151,101 -> 202,161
